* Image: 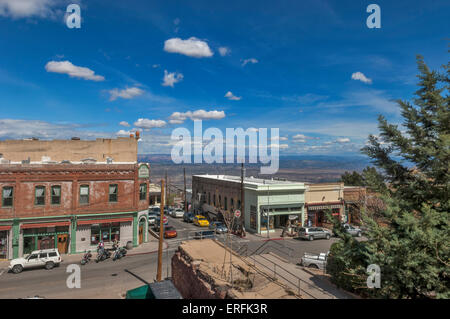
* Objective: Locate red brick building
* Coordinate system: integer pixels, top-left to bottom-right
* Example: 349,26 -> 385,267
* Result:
0,163 -> 150,260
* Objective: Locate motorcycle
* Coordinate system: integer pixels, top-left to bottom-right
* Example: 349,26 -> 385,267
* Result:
80,250 -> 92,265
112,245 -> 127,261
95,247 -> 111,263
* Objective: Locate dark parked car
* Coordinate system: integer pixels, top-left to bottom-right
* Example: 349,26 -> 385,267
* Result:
183,212 -> 195,223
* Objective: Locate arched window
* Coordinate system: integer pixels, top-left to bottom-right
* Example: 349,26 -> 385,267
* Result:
230,198 -> 234,210
224,197 -> 228,210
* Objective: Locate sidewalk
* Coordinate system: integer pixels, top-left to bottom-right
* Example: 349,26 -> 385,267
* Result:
246,228 -> 296,241
0,239 -> 167,269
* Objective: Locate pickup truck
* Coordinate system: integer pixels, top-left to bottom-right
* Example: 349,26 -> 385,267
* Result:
300,251 -> 329,270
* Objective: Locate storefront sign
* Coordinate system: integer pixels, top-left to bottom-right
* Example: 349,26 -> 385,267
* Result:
138,164 -> 150,178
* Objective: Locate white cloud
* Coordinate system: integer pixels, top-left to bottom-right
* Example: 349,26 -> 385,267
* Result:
119,121 -> 130,127
242,58 -> 258,66
164,37 -> 213,58
45,61 -> 104,81
116,129 -> 133,137
109,87 -> 144,101
224,91 -> 241,101
0,119 -> 110,140
162,70 -> 183,87
134,118 -> 166,130
0,0 -> 59,19
351,72 -> 372,84
336,137 -> 350,143
218,47 -> 231,56
168,110 -> 225,124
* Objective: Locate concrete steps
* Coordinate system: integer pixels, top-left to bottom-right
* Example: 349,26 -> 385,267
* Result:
247,253 -> 352,299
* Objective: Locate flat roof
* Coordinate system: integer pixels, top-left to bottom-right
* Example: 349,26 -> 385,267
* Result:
194,174 -> 305,186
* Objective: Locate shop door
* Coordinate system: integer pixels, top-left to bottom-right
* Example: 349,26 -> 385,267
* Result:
139,225 -> 144,244
316,211 -> 324,227
39,236 -> 54,250
57,234 -> 69,254
0,231 -> 8,259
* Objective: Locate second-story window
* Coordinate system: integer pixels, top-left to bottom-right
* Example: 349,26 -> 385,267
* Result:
79,185 -> 89,205
2,186 -> 13,207
51,186 -> 61,205
109,184 -> 118,202
139,183 -> 147,201
35,186 -> 45,206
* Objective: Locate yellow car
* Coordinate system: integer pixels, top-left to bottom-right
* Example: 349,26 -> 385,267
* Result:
193,215 -> 210,227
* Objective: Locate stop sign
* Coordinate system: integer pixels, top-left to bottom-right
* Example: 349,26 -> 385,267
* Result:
234,210 -> 241,218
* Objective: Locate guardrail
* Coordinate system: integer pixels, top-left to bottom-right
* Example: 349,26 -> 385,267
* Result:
248,253 -> 316,299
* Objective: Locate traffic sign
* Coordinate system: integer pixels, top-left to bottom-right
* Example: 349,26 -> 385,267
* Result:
234,210 -> 241,218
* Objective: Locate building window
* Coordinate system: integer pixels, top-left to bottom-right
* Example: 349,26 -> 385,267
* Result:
140,183 -> 147,201
109,184 -> 118,202
208,193 -> 211,205
213,194 -> 216,206
224,197 -> 228,211
79,185 -> 89,205
51,186 -> 61,205
35,186 -> 46,206
231,198 -> 234,210
218,195 -> 222,208
237,200 -> 241,210
90,223 -> 120,245
2,186 -> 13,207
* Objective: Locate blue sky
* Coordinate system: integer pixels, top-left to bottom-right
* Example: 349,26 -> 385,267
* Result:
0,0 -> 449,155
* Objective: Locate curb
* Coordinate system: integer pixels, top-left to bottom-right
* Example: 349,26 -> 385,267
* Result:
127,242 -> 168,257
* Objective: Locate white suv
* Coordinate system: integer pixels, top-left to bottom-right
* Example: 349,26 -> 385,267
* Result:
9,249 -> 62,274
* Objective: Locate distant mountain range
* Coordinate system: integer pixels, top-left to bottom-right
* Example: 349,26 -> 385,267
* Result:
138,154 -> 372,186
138,154 -> 372,170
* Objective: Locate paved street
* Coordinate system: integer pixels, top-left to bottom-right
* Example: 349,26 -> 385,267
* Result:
0,214 -> 359,299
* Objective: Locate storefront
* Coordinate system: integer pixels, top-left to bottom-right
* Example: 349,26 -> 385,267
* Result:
21,222 -> 70,255
0,226 -> 10,260
259,205 -> 303,232
306,203 -> 343,227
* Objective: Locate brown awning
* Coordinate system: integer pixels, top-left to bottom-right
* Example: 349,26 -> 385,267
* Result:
77,217 -> 133,226
307,204 -> 342,211
21,221 -> 70,229
0,225 -> 12,231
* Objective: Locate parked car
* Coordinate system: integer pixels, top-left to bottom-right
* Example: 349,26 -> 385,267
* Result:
209,221 -> 228,234
183,212 -> 195,223
193,230 -> 215,239
151,206 -> 161,216
163,226 -> 178,239
297,227 -> 331,241
300,251 -> 329,270
154,215 -> 168,231
341,223 -> 362,237
148,212 -> 158,225
9,249 -> 62,274
171,209 -> 185,218
193,215 -> 210,227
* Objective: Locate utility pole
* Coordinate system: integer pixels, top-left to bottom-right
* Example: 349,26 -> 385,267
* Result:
184,167 -> 187,213
240,163 -> 245,234
165,169 -> 168,207
157,179 -> 165,282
